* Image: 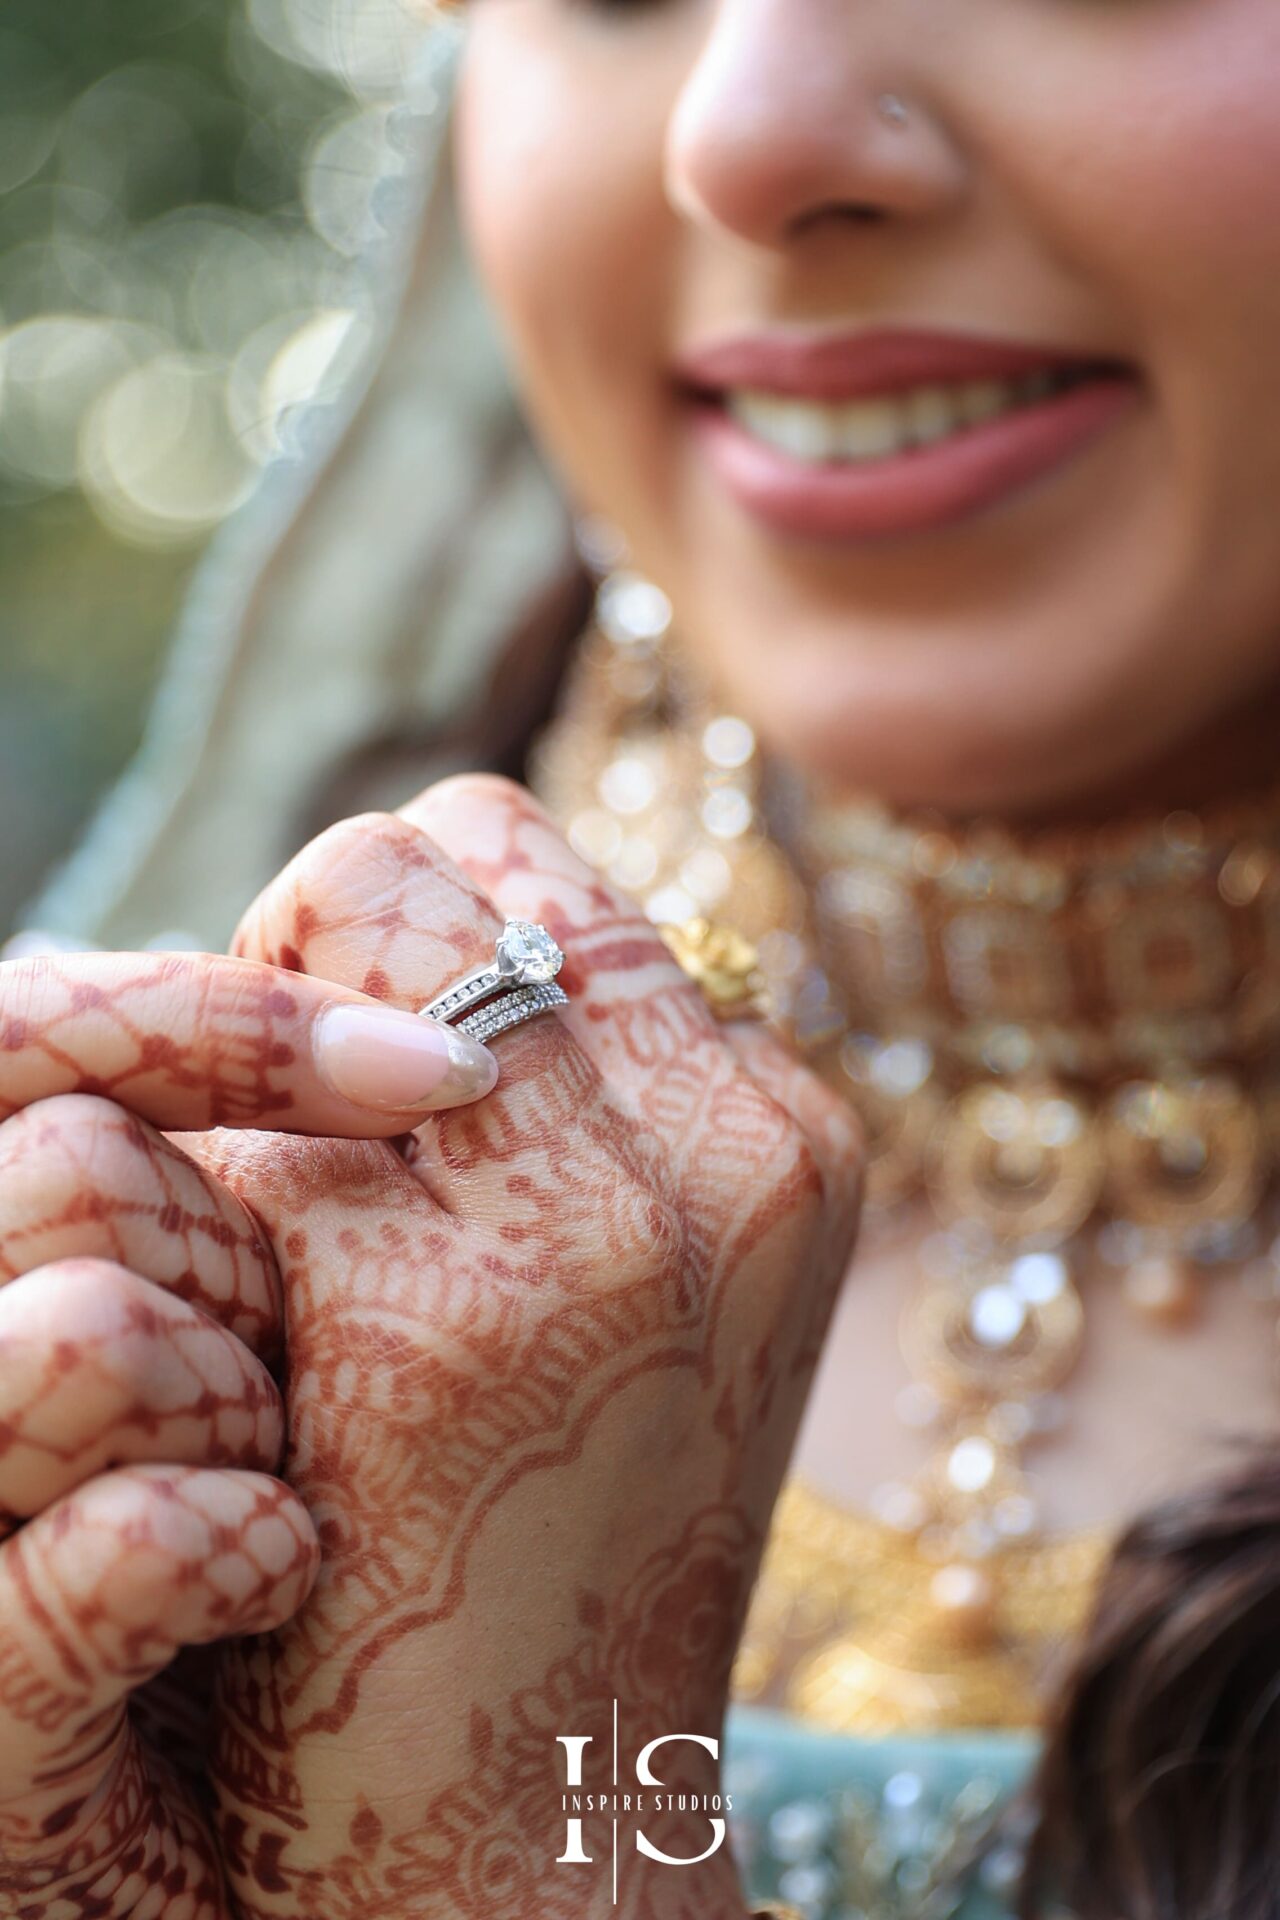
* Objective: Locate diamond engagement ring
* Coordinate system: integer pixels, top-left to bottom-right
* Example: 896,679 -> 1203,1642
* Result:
420,919 -> 569,1043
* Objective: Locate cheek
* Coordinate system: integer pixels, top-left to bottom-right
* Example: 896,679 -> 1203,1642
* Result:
455,22 -> 668,448
976,0 -> 1280,627
1004,4 -> 1280,357
454,29 -> 575,329
1073,9 -> 1280,630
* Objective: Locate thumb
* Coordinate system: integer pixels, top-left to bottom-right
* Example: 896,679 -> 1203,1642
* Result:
0,1465 -> 317,1876
0,951 -> 497,1134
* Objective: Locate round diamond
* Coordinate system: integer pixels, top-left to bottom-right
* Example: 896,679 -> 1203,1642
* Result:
496,920 -> 563,986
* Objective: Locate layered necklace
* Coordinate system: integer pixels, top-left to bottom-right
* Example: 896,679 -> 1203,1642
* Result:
530,538 -> 1280,1733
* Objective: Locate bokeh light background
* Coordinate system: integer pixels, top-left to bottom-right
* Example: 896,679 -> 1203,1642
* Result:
0,0 -> 427,933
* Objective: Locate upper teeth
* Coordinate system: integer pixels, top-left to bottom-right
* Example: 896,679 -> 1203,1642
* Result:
725,371 -> 1062,465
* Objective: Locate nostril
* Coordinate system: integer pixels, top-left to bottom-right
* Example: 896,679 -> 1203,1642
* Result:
792,201 -> 890,237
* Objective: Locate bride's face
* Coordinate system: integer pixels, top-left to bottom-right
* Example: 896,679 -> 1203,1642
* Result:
454,0 -> 1280,813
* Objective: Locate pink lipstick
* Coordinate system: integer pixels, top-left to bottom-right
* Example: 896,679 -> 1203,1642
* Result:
673,328 -> 1139,541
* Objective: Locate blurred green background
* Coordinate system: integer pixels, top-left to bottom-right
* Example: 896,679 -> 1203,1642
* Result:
0,0 -> 424,936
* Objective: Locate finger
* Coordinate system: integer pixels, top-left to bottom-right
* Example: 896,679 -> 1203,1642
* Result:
408,777 -> 865,1325
400,772 -> 709,1040
0,1465 -> 317,1868
0,950 -> 497,1135
400,775 -> 746,1154
0,1094 -> 281,1357
719,1022 -> 864,1376
229,804 -> 508,1072
0,1748 -> 225,1916
231,802 -> 667,1221
0,1260 -> 284,1534
231,806 -> 507,1009
719,1019 -> 865,1285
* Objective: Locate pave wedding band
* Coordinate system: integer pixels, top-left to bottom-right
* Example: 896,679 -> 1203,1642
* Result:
420,919 -> 569,1043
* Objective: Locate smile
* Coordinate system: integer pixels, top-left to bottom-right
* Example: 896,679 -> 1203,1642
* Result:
721,369 -> 1081,467
674,327 -> 1141,542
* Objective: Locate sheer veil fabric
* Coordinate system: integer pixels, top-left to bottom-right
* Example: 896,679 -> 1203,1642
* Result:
21,22 -> 573,953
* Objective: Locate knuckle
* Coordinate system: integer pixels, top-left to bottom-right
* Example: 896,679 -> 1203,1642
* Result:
813,1083 -> 868,1198
291,812 -> 424,902
750,1058 -> 866,1220
214,954 -> 301,1036
728,1072 -> 853,1244
0,953 -> 53,1032
830,1088 -> 868,1163
76,1466 -> 215,1568
785,1130 -> 830,1233
236,812 -> 439,965
741,1071 -> 815,1173
17,1088 -> 138,1145
678,1064 -> 830,1227
414,770 -> 526,815
605,1178 -> 692,1289
0,1255 -> 141,1347
0,1090 -> 148,1196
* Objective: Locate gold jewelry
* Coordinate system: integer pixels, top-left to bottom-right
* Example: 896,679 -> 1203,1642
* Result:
531,544 -> 1280,1731
729,1478 -> 1107,1733
658,918 -> 771,1019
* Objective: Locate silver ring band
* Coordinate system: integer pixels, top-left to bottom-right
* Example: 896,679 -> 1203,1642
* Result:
454,981 -> 569,1044
423,957 -> 516,1026
420,918 -> 568,1042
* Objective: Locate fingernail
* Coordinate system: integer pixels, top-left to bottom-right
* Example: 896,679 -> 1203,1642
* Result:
314,1004 -> 499,1111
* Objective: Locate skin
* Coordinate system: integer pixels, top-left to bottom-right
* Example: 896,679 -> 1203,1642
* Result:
4,0 -> 1280,1911
0,779 -> 861,1917
454,0 -> 1280,816
0,951 -> 490,1918
451,0 -> 1280,1587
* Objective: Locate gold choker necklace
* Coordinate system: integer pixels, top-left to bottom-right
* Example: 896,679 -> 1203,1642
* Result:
530,551 -> 1280,1732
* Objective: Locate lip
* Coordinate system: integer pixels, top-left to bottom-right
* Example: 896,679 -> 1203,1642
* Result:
674,327 -> 1140,542
672,325 -> 1124,402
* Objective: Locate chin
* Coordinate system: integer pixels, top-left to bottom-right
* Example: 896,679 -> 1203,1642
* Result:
749,679 -> 1139,818
708,578 -> 1208,813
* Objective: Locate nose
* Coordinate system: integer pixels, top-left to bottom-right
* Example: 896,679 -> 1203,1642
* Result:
664,0 -> 968,251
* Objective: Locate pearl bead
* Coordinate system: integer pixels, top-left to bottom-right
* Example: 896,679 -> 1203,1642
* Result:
1121,1255 -> 1199,1326
929,1563 -> 999,1646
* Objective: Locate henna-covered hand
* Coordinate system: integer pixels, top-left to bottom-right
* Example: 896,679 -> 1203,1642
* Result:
0,951 -> 497,1915
0,951 -> 497,1135
186,776 -> 864,1920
